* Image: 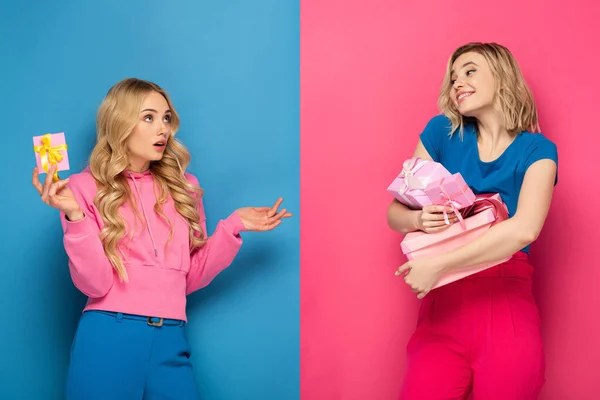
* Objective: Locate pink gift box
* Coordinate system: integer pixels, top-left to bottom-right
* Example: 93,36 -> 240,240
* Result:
400,193 -> 510,288
387,157 -> 451,209
422,172 -> 476,229
424,173 -> 476,210
33,132 -> 70,180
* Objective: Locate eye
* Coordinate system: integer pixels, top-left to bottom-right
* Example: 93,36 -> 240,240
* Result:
144,115 -> 153,122
466,69 -> 476,76
164,114 -> 171,123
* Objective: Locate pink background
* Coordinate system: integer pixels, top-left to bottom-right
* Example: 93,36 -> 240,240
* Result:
301,1 -> 600,399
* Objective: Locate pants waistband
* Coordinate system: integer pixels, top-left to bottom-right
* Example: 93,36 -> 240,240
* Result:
462,251 -> 532,280
86,310 -> 185,327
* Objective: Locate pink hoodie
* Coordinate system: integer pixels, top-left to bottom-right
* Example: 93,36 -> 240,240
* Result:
60,168 -> 245,322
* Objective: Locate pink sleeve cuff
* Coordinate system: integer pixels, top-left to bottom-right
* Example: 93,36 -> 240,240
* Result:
222,210 -> 247,236
63,213 -> 91,238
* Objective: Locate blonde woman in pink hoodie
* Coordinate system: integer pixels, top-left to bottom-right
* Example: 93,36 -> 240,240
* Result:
32,78 -> 292,400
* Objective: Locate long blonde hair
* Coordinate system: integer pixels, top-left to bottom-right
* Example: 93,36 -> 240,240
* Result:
88,78 -> 206,282
438,42 -> 540,138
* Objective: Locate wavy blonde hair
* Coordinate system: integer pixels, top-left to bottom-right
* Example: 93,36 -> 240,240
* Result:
438,42 -> 540,138
88,78 -> 206,282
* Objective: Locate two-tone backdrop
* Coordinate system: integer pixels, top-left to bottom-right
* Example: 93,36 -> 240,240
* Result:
301,0 -> 600,399
2,0 -> 599,399
1,1 -> 298,399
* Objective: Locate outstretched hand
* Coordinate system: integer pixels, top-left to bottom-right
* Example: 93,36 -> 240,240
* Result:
237,198 -> 292,232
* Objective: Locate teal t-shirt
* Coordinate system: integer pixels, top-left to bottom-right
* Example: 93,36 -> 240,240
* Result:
419,115 -> 559,254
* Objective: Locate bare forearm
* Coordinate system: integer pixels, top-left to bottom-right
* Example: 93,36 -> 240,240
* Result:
66,209 -> 84,221
387,200 -> 420,234
440,218 -> 535,273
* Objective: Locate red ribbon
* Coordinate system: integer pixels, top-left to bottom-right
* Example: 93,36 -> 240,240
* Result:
460,193 -> 509,222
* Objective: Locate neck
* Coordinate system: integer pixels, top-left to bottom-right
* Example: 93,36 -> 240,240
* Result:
475,110 -> 512,145
128,162 -> 150,174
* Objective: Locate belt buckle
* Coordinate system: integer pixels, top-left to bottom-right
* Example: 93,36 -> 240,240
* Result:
147,317 -> 164,327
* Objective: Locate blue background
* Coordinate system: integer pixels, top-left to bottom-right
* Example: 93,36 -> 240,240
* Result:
0,1 -> 299,399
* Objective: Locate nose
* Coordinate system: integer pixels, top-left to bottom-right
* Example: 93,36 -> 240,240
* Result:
158,120 -> 169,137
452,78 -> 464,91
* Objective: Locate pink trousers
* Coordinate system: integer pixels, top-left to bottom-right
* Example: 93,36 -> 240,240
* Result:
399,252 -> 545,400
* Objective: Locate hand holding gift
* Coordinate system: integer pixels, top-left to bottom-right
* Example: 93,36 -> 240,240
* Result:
32,164 -> 83,220
31,132 -> 82,220
388,157 -> 476,232
395,257 -> 444,299
423,173 -> 476,230
397,193 -> 510,293
415,205 -> 460,234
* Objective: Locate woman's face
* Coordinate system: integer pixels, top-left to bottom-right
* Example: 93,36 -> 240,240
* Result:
126,91 -> 172,173
449,51 -> 496,118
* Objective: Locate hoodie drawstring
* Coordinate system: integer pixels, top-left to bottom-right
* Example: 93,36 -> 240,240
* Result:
129,173 -> 159,257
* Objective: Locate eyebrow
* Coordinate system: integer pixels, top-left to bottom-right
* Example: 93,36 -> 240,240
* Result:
451,61 -> 479,75
140,108 -> 171,114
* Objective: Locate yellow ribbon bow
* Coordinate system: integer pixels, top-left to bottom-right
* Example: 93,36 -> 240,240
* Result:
33,134 -> 68,182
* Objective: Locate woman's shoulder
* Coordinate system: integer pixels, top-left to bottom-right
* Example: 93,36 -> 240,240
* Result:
65,167 -> 99,206
424,114 -> 452,131
67,167 -> 97,193
519,131 -> 557,146
184,172 -> 200,187
421,114 -> 474,139
516,131 -> 558,157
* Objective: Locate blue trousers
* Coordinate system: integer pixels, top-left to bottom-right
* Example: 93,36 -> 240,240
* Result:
66,310 -> 201,400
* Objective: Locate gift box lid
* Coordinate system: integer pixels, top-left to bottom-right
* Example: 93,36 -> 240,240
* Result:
388,157 -> 451,192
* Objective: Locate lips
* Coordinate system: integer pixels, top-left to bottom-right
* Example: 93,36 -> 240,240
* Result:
153,140 -> 166,147
457,91 -> 474,102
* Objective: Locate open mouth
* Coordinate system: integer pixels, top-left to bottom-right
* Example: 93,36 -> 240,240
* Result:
153,140 -> 166,148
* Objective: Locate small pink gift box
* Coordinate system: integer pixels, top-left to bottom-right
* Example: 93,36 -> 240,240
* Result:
400,193 -> 510,289
424,173 -> 475,209
387,158 -> 452,209
33,132 -> 70,182
423,172 -> 476,229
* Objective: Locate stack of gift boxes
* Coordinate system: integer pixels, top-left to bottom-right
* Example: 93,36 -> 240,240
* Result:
387,157 -> 510,288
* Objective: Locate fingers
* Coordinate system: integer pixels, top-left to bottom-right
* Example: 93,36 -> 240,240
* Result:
422,205 -> 455,214
48,178 -> 70,197
421,220 -> 456,232
403,276 -> 420,293
423,225 -> 452,234
41,164 -> 57,202
395,263 -> 411,276
267,208 -> 291,224
34,164 -> 70,208
417,290 -> 429,299
422,209 -> 457,222
421,206 -> 464,232
32,166 -> 43,194
403,276 -> 429,298
269,197 -> 284,216
422,220 -> 452,229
